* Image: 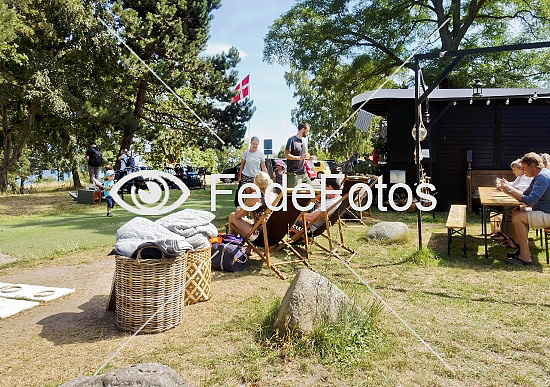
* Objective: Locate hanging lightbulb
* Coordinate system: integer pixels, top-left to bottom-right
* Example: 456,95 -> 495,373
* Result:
467,66 -> 473,74
453,101 -> 457,106
533,91 -> 538,100
490,75 -> 496,84
486,99 -> 491,105
505,98 -> 510,105
439,51 -> 447,58
528,97 -> 533,103
469,98 -> 473,105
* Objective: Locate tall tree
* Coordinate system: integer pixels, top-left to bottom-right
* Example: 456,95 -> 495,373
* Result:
0,0 -> 118,192
264,0 -> 550,152
109,0 -> 252,168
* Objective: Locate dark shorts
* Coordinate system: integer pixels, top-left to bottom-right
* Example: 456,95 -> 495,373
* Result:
105,196 -> 115,209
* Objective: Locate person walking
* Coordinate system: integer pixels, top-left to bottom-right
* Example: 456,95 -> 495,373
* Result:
235,136 -> 268,207
85,143 -> 103,183
284,122 -> 311,188
344,151 -> 359,175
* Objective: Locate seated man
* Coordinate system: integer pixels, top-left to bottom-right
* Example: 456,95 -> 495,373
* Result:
292,178 -> 342,234
500,152 -> 550,265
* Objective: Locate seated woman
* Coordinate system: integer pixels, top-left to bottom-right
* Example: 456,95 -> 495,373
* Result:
228,171 -> 278,251
492,159 -> 533,247
291,178 -> 342,234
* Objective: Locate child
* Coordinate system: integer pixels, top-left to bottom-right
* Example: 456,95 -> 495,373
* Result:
104,170 -> 115,217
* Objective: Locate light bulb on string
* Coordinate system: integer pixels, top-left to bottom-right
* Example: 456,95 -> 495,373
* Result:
467,66 -> 473,74
453,101 -> 457,106
469,98 -> 473,105
490,75 -> 495,84
528,97 -> 533,103
505,98 -> 510,105
486,99 -> 491,106
533,92 -> 538,100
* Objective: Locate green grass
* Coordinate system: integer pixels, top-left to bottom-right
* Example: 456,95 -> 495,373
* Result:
0,185 -> 236,268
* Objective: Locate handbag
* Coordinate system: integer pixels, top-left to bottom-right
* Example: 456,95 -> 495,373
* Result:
211,242 -> 247,272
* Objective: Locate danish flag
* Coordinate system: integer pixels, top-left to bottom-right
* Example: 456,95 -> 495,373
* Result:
231,74 -> 250,103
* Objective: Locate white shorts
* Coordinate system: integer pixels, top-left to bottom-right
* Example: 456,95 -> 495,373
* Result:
527,210 -> 550,229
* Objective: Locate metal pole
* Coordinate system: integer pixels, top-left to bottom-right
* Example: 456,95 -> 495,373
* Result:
415,58 -> 423,250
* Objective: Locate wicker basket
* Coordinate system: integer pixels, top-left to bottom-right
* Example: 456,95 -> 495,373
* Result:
184,246 -> 212,305
115,250 -> 188,334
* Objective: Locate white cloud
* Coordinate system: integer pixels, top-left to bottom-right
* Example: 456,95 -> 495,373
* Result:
203,43 -> 248,58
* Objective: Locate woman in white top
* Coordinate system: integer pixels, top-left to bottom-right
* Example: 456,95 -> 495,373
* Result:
235,137 -> 268,207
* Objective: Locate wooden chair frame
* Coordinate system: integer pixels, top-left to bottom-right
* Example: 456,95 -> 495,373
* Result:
232,190 -> 317,280
341,175 -> 379,227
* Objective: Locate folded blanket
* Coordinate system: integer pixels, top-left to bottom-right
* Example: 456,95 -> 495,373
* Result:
115,217 -> 193,258
156,209 -> 216,232
186,233 -> 211,250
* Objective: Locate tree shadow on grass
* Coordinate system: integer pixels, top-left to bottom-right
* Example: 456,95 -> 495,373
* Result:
37,295 -> 126,345
428,232 -> 545,272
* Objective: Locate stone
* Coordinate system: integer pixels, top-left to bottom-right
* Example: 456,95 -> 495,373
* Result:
273,268 -> 356,335
366,221 -> 409,240
58,363 -> 188,387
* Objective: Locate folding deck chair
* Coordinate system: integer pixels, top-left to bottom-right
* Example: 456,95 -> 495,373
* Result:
278,187 -> 356,263
341,175 -> 379,226
232,189 -> 317,280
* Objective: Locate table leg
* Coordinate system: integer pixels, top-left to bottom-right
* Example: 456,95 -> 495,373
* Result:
482,205 -> 488,259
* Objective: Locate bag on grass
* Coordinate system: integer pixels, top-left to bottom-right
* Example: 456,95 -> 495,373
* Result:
218,233 -> 244,246
211,242 -> 247,272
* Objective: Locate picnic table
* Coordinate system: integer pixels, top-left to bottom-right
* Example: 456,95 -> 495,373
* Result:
479,187 -> 521,259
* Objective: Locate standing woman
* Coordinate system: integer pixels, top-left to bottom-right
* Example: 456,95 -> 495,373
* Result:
235,136 -> 267,207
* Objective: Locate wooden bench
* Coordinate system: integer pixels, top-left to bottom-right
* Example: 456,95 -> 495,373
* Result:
446,205 -> 467,256
467,169 -> 515,212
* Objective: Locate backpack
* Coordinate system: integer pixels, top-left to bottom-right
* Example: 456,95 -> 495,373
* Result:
127,155 -> 135,167
89,148 -> 103,167
211,234 -> 247,272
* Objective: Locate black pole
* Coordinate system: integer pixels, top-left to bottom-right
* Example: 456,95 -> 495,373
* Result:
415,58 -> 422,250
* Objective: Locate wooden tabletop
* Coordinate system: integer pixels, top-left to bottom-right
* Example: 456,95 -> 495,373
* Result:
478,187 -> 521,206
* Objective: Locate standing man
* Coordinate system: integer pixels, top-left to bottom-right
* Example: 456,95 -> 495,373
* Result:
344,151 -> 359,175
284,122 -> 311,188
500,152 -> 550,265
85,143 -> 103,183
118,148 -> 129,170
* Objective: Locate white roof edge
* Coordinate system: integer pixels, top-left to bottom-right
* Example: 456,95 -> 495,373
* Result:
352,88 -> 550,106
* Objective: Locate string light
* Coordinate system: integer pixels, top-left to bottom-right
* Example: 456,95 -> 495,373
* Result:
486,99 -> 491,105
528,97 -> 533,103
490,75 -> 495,84
505,98 -> 510,105
439,51 -> 446,58
533,91 -> 538,100
467,65 -> 473,74
453,101 -> 457,106
469,98 -> 473,105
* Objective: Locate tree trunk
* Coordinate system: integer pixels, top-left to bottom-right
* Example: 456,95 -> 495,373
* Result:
116,79 -> 147,169
0,101 -> 38,193
71,165 -> 82,188
19,177 -> 25,194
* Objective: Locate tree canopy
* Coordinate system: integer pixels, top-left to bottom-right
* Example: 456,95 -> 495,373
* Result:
264,0 -> 550,156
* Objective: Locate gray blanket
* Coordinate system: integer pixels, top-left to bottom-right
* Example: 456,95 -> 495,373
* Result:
115,217 -> 193,258
155,209 -> 216,232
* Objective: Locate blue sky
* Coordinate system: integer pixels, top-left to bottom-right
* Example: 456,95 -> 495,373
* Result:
204,0 -> 299,155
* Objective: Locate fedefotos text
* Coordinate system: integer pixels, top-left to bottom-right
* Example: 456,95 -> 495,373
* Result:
210,174 -> 437,212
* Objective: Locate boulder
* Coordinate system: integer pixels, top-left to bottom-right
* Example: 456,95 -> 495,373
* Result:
273,268 -> 355,335
59,363 -> 188,387
366,221 -> 409,240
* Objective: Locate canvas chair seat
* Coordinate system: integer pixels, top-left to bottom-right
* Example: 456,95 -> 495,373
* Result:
280,183 -> 356,263
232,189 -> 317,280
341,175 -> 379,226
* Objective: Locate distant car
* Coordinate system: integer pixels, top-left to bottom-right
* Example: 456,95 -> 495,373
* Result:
312,160 -> 332,179
325,159 -> 342,174
220,165 -> 239,183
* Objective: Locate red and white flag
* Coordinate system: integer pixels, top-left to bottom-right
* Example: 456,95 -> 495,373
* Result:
231,74 -> 250,103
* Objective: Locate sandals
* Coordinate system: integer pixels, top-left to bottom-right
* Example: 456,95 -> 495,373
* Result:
501,238 -> 519,250
504,256 -> 533,266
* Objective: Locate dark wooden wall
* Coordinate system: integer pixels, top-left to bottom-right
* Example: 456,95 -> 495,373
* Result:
384,99 -> 550,210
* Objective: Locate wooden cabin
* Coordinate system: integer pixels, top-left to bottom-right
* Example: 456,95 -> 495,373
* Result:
351,88 -> 550,211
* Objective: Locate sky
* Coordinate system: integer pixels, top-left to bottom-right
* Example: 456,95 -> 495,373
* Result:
203,0 -> 300,155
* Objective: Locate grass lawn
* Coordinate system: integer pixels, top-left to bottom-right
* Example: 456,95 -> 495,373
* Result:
0,186 -> 549,386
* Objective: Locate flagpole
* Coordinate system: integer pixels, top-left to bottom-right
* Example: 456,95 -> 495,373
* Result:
247,73 -> 251,140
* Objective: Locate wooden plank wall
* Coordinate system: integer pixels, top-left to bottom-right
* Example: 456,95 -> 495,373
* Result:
386,100 -> 550,211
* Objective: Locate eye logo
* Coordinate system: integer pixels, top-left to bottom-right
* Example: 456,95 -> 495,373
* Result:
110,170 -> 190,216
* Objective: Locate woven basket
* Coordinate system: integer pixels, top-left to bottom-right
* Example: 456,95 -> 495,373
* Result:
115,250 -> 188,334
184,246 -> 212,305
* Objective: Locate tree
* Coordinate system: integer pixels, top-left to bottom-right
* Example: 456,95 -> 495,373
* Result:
0,0 -> 119,192
264,0 -> 550,152
109,0 -> 253,168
